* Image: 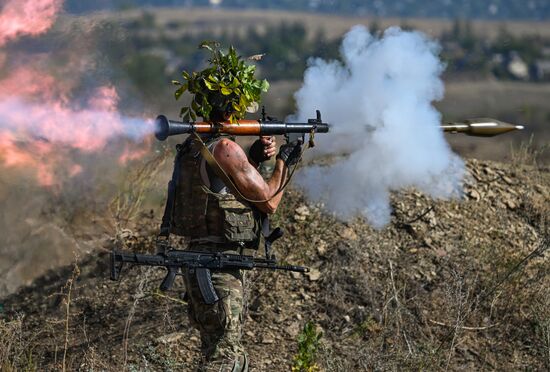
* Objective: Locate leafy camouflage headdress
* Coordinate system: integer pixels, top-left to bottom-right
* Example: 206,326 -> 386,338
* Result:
173,41 -> 269,123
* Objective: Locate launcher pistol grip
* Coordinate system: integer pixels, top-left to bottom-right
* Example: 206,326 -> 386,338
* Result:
285,132 -> 305,144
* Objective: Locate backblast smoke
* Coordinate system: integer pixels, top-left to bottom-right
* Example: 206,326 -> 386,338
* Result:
0,0 -> 156,295
0,0 -> 153,188
0,0 -> 63,46
292,26 -> 465,228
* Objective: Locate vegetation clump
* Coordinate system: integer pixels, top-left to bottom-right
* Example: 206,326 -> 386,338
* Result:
292,321 -> 323,372
172,41 -> 269,122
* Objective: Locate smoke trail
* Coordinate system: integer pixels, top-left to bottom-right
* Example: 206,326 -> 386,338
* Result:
0,0 -> 64,46
292,26 -> 465,228
0,0 -> 153,187
0,75 -> 153,185
0,0 -> 159,295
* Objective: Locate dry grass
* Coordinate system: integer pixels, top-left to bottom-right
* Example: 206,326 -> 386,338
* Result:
61,259 -> 80,372
511,135 -> 550,169
0,157 -> 547,370
109,146 -> 171,247
0,316 -> 33,371
0,149 -> 174,370
122,267 -> 152,368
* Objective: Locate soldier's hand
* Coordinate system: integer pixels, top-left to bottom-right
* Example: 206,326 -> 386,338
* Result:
248,136 -> 276,165
260,136 -> 277,158
277,139 -> 302,167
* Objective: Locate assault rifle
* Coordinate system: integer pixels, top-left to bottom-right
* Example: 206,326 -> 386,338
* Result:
110,246 -> 308,305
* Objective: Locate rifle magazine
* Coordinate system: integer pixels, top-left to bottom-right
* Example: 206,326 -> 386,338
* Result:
196,268 -> 220,305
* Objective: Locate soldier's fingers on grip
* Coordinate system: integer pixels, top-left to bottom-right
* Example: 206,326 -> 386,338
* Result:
260,136 -> 274,145
265,147 -> 276,157
265,141 -> 276,153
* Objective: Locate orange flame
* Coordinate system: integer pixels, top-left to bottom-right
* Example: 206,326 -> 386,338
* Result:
0,131 -> 57,186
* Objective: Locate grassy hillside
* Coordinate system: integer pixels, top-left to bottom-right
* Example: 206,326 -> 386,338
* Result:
1,158 -> 548,370
1,8 -> 549,370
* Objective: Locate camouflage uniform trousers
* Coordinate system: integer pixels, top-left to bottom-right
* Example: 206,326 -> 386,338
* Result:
183,265 -> 249,372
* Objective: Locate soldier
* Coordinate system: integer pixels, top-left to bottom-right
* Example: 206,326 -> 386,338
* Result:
165,45 -> 302,371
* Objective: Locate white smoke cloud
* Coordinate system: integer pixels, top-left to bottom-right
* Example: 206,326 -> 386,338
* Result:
292,25 -> 465,228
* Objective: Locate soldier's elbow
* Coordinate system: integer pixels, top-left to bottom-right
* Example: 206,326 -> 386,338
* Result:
265,201 -> 278,214
256,201 -> 277,214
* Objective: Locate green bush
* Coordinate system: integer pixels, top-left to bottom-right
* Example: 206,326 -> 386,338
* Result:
292,321 -> 322,372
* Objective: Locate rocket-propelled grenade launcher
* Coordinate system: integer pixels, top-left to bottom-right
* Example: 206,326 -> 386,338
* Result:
442,118 -> 524,137
154,109 -> 329,143
155,112 -> 521,141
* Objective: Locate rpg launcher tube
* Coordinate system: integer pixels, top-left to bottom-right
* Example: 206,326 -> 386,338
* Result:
441,118 -> 524,137
154,113 -> 330,141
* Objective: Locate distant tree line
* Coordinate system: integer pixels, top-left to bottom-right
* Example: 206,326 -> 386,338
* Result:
51,12 -> 549,110
102,13 -> 340,87
48,14 -> 339,110
65,0 -> 550,20
441,19 -> 550,81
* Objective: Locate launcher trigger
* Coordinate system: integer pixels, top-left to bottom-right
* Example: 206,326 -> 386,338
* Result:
286,132 -> 304,144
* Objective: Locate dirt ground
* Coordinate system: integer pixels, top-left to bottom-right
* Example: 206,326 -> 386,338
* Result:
1,158 -> 548,371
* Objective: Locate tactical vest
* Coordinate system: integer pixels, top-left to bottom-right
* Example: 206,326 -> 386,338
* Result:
170,136 -> 262,249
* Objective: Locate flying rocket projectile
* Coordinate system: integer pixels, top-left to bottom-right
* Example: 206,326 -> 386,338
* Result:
441,118 -> 524,137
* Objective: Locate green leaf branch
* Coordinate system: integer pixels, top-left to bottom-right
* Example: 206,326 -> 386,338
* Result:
173,41 -> 269,123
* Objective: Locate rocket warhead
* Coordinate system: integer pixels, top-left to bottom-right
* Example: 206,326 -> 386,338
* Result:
441,118 -> 524,137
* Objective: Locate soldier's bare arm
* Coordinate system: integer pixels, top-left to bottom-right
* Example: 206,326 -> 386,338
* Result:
213,138 -> 288,214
